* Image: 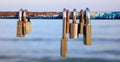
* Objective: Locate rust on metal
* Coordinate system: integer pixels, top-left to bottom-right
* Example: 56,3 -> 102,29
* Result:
0,11 -> 120,19
0,11 -> 60,17
0,12 -> 18,16
27,12 -> 60,17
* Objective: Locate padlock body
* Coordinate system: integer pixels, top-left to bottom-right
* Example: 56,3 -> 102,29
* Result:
84,24 -> 92,45
17,21 -> 24,37
61,38 -> 68,57
69,23 -> 78,39
25,21 -> 32,34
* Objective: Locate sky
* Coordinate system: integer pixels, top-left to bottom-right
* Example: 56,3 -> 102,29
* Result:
0,0 -> 120,11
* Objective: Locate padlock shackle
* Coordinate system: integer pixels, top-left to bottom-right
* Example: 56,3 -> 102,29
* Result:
62,8 -> 67,39
80,9 -> 85,23
85,8 -> 91,24
18,9 -> 23,21
66,10 -> 70,22
73,9 -> 77,24
66,9 -> 70,33
23,9 -> 27,21
63,8 -> 66,18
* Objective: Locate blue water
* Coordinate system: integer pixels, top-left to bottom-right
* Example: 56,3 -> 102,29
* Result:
0,19 -> 120,62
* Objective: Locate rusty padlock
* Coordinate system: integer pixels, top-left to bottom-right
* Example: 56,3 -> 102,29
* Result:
83,8 -> 92,45
61,8 -> 68,57
69,9 -> 79,39
79,9 -> 84,34
17,9 -> 25,37
23,9 -> 32,34
66,9 -> 70,33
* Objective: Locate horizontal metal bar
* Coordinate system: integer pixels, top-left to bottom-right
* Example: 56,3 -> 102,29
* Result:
0,11 -> 120,19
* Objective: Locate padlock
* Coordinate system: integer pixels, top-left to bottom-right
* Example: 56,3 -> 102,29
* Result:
27,17 -> 32,33
23,9 -> 32,34
79,9 -> 84,34
66,9 -> 70,33
17,9 -> 25,37
83,8 -> 92,45
69,9 -> 79,39
61,8 -> 68,57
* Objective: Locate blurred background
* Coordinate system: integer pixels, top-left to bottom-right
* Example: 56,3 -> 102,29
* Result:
0,0 -> 120,62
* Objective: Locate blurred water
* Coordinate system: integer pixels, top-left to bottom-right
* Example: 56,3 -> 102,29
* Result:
0,19 -> 120,62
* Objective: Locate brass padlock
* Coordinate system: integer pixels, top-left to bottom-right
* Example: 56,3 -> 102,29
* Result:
61,8 -> 68,57
66,9 -> 70,33
84,8 -> 92,45
23,9 -> 32,34
27,17 -> 32,33
79,9 -> 84,34
69,9 -> 79,39
17,9 -> 25,37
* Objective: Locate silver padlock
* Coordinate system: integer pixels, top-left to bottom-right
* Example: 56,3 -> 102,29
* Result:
84,8 -> 92,45
79,9 -> 84,34
17,9 -> 24,37
23,9 -> 32,34
66,9 -> 70,33
69,9 -> 79,39
61,8 -> 68,57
